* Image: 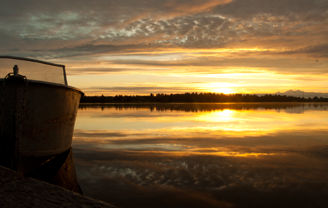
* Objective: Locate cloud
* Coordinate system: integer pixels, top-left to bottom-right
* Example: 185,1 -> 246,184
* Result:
213,0 -> 328,21
1,0 -> 328,94
1,0 -> 327,60
0,0 -> 231,50
66,56 -> 328,78
282,43 -> 328,59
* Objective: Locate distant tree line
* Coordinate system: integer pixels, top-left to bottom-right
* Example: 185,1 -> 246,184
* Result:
79,103 -> 328,113
80,92 -> 328,103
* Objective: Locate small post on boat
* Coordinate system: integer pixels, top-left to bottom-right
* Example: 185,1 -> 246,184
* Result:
13,65 -> 19,76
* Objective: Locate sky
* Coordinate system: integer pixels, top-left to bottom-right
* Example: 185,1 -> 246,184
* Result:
1,0 -> 328,95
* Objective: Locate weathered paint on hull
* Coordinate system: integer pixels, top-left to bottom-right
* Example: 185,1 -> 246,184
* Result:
20,81 -> 82,157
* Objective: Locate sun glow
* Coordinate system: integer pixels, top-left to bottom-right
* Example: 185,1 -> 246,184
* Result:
213,88 -> 235,94
200,82 -> 238,94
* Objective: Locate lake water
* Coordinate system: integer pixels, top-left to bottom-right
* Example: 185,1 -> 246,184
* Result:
72,103 -> 328,208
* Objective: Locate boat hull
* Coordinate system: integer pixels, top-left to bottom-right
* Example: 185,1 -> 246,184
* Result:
0,77 -> 83,173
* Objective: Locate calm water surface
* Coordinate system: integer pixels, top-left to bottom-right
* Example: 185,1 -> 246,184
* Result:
73,103 -> 328,208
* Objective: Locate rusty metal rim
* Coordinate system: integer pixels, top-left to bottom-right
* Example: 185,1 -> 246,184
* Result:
0,56 -> 65,68
0,78 -> 84,95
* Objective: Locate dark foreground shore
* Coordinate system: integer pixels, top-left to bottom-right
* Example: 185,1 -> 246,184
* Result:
0,165 -> 116,208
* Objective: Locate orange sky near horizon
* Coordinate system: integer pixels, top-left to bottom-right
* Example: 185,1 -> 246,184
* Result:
1,0 -> 327,95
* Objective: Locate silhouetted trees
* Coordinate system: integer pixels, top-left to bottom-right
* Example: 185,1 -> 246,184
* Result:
80,92 -> 328,103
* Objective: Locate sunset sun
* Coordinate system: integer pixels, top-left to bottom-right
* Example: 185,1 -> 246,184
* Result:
209,86 -> 235,94
214,88 -> 235,94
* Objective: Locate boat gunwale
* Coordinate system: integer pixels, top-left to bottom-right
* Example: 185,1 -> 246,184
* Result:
0,78 -> 84,96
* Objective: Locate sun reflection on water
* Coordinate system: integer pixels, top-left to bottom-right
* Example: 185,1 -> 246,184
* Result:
74,103 -> 328,153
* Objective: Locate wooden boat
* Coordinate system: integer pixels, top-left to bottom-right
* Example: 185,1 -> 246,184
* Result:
0,56 -> 83,193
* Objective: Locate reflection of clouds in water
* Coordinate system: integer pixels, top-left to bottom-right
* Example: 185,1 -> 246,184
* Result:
73,104 -> 328,207
74,149 -> 328,208
73,129 -> 328,154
